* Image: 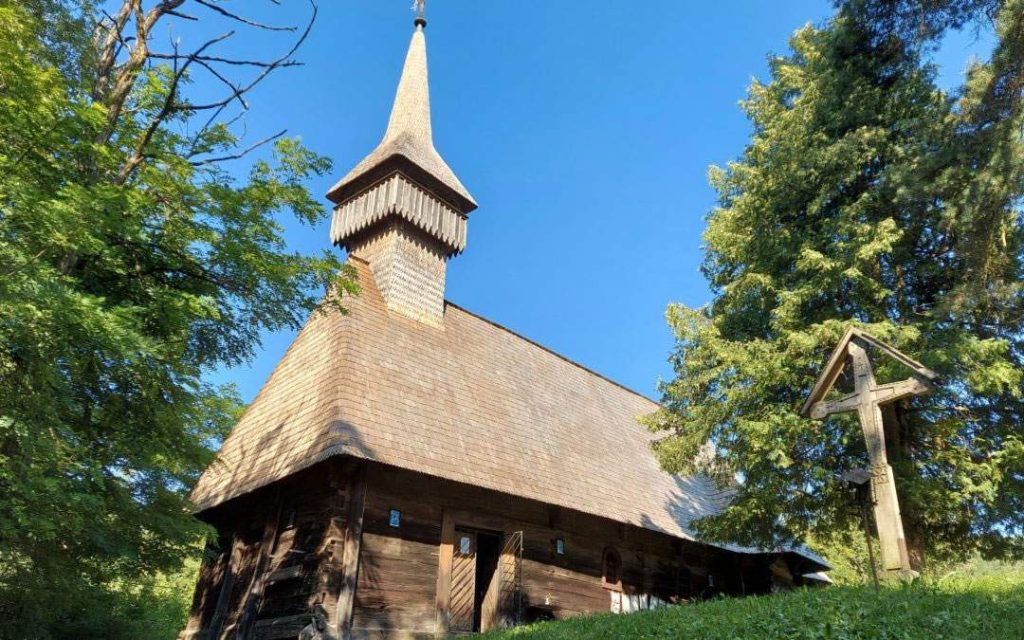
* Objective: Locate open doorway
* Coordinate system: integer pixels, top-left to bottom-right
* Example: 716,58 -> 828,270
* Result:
446,525 -> 524,634
450,527 -> 502,633
473,531 -> 501,632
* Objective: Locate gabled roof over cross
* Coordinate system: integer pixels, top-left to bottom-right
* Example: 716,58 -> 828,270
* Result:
800,327 -> 940,419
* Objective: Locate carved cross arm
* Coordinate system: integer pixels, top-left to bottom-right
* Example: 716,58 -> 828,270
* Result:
872,377 -> 932,406
808,391 -> 861,420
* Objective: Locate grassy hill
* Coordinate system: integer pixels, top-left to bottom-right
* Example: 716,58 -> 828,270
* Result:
486,564 -> 1023,640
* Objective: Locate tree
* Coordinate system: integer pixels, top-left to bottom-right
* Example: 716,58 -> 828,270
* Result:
644,0 -> 1023,570
0,2 -> 356,636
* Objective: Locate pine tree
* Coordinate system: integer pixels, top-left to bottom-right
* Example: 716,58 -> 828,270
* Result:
645,0 -> 1023,568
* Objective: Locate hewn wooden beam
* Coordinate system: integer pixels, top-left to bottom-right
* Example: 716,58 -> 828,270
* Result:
801,328 -> 857,417
335,460 -> 367,639
801,327 -> 939,417
808,390 -> 861,419
179,530 -> 233,638
315,460 -> 350,626
849,329 -> 940,383
207,529 -> 240,639
872,377 -> 932,406
849,340 -> 912,574
434,509 -> 456,635
237,488 -> 283,638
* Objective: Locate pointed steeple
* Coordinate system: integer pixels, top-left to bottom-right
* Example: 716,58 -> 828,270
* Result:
327,16 -> 477,327
326,18 -> 476,214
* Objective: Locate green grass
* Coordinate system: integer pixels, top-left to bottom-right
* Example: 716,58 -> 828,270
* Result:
486,564 -> 1024,640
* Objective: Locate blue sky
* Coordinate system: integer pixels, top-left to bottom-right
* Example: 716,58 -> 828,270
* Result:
189,1 -> 993,402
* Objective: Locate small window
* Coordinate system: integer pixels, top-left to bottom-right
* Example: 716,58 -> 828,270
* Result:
459,535 -> 472,555
602,547 -> 622,590
388,509 -> 401,528
554,537 -> 565,555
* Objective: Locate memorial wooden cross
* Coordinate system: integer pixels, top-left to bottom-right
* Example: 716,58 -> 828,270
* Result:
801,328 -> 940,576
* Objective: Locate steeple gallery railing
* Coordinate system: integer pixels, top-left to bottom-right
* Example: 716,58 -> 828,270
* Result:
330,172 -> 468,256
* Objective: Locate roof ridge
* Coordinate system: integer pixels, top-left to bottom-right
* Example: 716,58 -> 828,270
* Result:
442,299 -> 660,406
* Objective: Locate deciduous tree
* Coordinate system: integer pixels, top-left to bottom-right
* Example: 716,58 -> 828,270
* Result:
0,2 -> 355,636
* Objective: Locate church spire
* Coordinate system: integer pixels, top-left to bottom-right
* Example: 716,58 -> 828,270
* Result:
326,16 -> 476,215
327,14 -> 477,327
382,17 -> 433,152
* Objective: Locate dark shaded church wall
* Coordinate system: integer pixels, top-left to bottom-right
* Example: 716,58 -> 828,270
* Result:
353,462 -> 741,638
179,460 -> 356,640
180,457 -> 801,640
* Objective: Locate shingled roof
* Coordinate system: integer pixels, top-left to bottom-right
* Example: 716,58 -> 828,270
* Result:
192,260 -> 721,530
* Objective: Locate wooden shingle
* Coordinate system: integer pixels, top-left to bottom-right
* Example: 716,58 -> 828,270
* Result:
191,259 -> 728,543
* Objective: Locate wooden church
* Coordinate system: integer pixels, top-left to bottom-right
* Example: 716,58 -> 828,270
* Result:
179,14 -> 828,640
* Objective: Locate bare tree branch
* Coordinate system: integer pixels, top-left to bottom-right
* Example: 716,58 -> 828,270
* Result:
116,30 -> 234,184
95,0 -> 319,179
93,1 -> 135,99
193,0 -> 296,32
166,10 -> 199,22
96,0 -> 188,143
149,51 -> 304,69
193,59 -> 251,110
175,3 -> 316,113
191,129 -> 287,166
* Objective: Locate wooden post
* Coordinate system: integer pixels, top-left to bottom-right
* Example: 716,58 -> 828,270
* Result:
848,341 -> 912,574
334,460 -> 366,639
803,329 -> 939,579
237,488 -> 283,638
434,510 -> 456,635
205,529 -> 240,639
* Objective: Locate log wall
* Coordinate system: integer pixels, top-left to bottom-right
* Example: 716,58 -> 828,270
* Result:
352,462 -> 752,639
180,457 -> 792,640
180,460 -> 358,640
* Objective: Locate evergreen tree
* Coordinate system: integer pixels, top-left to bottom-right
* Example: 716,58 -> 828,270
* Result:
0,2 -> 356,636
645,0 -> 1023,569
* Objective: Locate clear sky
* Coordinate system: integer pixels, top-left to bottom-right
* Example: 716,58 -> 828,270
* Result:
191,1 -> 992,402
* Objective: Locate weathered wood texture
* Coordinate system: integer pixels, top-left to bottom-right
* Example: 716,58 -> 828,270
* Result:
179,460 -> 356,640
448,530 -> 477,633
182,459 -> 796,640
335,460 -> 367,637
179,532 -> 235,639
350,462 -> 761,639
803,329 -> 936,575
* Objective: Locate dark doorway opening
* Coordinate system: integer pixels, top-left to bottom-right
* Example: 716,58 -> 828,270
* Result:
472,531 -> 501,632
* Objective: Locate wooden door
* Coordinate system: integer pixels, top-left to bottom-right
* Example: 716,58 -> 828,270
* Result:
449,529 -> 477,633
496,531 -> 523,629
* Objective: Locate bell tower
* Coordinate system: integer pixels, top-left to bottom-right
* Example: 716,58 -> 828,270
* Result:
327,15 -> 476,327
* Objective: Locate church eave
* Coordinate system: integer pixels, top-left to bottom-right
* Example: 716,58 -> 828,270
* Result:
326,151 -> 477,215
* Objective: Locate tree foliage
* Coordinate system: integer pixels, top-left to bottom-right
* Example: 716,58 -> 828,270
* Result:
645,0 -> 1023,568
0,1 -> 355,636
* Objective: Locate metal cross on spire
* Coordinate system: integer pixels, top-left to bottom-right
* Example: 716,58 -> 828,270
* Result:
412,0 -> 426,19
